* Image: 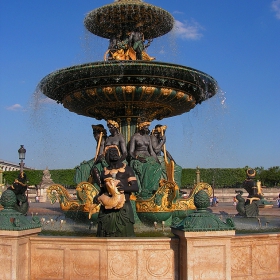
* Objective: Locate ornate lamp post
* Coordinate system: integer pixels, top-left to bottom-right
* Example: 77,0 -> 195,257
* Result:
18,145 -> 26,173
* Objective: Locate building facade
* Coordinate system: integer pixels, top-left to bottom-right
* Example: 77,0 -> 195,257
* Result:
0,159 -> 34,171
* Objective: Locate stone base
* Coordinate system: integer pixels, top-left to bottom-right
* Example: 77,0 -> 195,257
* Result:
1,229 -> 280,279
0,228 -> 41,280
172,229 -> 235,280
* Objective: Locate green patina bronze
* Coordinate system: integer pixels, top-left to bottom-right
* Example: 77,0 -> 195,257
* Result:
235,168 -> 273,218
171,190 -> 235,231
0,190 -> 41,231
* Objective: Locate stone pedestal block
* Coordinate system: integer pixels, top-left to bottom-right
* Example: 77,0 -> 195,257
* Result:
172,229 -> 235,280
0,229 -> 41,280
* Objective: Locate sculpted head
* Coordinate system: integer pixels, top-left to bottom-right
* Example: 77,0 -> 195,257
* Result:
107,120 -> 120,134
92,124 -> 107,140
104,145 -> 121,163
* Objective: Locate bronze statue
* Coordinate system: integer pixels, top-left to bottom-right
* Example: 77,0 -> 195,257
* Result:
129,121 -> 162,197
150,124 -> 182,187
95,145 -> 139,237
89,124 -> 108,187
235,168 -> 271,217
8,171 -> 29,214
75,124 -> 108,184
128,29 -> 145,60
104,28 -> 155,61
105,120 -> 128,162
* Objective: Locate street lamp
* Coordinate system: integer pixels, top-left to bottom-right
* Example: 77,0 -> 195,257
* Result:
18,145 -> 26,172
211,176 -> 215,206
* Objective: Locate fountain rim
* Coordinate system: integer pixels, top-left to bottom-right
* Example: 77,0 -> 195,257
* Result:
39,60 -> 218,93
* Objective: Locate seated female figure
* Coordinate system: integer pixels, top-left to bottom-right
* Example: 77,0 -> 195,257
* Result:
129,121 -> 162,198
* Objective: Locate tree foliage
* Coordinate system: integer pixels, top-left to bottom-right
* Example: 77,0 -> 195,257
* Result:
3,169 -> 76,187
181,168 -> 247,188
257,166 -> 280,187
3,166 -> 279,189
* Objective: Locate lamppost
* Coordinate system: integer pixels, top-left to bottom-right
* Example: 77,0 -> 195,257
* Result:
212,176 -> 215,207
18,145 -> 26,173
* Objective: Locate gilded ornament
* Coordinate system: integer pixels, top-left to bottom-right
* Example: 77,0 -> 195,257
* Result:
142,86 -> 156,94
122,86 -> 135,94
161,88 -> 172,96
107,119 -> 120,128
102,87 -> 114,95
86,89 -> 97,96
175,91 -> 185,99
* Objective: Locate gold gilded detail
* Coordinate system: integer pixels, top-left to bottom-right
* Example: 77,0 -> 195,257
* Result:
98,177 -> 125,209
161,88 -> 173,96
175,91 -> 185,99
122,86 -> 136,94
86,89 -> 97,96
105,47 -> 155,61
141,86 -> 156,95
136,181 -> 213,212
187,94 -> 194,101
102,87 -> 114,95
136,179 -> 177,212
174,182 -> 213,210
47,183 -> 100,213
138,121 -> 151,129
107,119 -> 120,128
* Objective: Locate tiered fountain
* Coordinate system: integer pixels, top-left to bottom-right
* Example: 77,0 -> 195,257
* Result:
39,0 -> 218,225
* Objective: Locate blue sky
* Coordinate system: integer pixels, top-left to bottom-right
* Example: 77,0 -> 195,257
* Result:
0,0 -> 279,170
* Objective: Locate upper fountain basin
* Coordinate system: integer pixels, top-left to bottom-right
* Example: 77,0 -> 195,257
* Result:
39,60 -> 218,121
84,0 -> 174,39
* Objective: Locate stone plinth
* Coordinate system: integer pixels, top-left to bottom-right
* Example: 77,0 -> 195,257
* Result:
172,229 -> 235,280
0,228 -> 41,280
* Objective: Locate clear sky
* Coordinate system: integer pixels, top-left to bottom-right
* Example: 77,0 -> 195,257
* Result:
0,0 -> 279,170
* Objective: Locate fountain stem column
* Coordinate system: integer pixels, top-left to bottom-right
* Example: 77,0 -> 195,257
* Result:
119,117 -> 139,143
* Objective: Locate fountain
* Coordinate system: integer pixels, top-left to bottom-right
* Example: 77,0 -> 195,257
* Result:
39,0 -> 218,226
2,2 -> 279,279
